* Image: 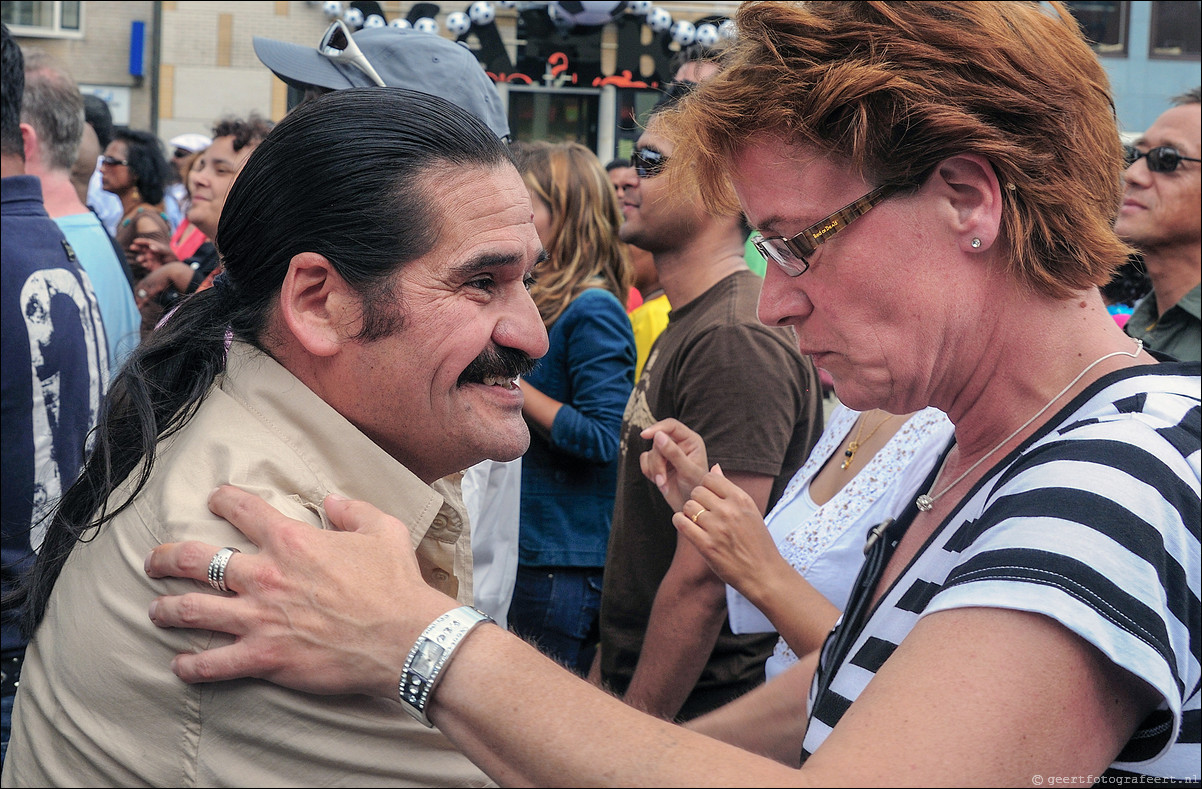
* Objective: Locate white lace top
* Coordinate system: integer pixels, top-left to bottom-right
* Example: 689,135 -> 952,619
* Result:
726,404 -> 954,679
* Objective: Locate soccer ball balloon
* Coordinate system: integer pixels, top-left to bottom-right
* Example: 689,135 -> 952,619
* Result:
389,18 -> 411,28
413,16 -> 439,34
646,6 -> 672,33
468,1 -> 496,26
695,22 -> 719,47
363,14 -> 386,28
343,6 -> 364,27
627,0 -> 653,16
669,20 -> 696,46
446,11 -> 472,35
719,19 -> 736,40
322,1 -> 344,19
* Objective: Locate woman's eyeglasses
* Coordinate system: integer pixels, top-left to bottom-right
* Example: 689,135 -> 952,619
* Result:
632,147 -> 668,179
100,156 -> 129,167
751,184 -> 896,277
318,19 -> 387,88
1124,144 -> 1202,174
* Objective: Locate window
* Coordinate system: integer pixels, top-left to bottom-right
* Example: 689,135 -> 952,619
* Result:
1065,1 -> 1129,56
1,1 -> 82,38
508,88 -> 600,151
1149,1 -> 1200,59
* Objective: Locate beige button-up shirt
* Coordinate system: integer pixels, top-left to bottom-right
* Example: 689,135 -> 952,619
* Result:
4,342 -> 487,787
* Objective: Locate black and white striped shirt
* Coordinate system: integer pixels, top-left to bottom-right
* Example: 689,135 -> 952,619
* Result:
803,362 -> 1201,779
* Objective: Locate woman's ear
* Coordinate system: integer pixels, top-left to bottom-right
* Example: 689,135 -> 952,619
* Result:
931,154 -> 1004,253
277,252 -> 355,357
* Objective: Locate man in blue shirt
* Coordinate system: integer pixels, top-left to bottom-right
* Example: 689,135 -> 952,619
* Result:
0,23 -> 107,767
21,48 -> 140,374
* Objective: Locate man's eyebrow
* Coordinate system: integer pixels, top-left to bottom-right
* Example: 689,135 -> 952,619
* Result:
450,250 -> 544,277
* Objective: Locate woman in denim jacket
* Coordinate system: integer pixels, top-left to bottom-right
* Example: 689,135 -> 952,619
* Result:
508,141 -> 636,675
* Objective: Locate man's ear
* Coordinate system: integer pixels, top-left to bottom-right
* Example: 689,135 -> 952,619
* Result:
930,153 -> 1004,253
19,122 -> 39,167
278,252 -> 355,357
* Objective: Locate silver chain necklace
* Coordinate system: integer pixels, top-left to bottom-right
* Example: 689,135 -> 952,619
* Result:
915,338 -> 1143,512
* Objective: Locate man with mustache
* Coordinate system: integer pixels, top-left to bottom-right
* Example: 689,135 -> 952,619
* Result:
2,87 -> 547,787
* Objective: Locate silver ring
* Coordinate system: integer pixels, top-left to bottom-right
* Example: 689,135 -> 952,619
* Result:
136,288 -> 148,299
207,547 -> 240,593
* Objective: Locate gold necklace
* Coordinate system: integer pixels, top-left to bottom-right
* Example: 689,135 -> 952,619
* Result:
915,338 -> 1143,512
841,411 -> 897,470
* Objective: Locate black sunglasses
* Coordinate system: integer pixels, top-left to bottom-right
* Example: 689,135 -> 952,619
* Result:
1123,144 -> 1202,174
632,147 -> 668,179
100,156 -> 129,167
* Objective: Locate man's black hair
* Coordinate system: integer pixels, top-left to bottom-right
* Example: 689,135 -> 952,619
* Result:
1,22 -> 26,157
83,93 -> 114,149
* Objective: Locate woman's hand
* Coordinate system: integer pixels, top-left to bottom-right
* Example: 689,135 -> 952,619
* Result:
639,418 -> 709,512
130,237 -> 179,273
133,262 -> 192,309
144,485 -> 456,699
673,465 -> 782,598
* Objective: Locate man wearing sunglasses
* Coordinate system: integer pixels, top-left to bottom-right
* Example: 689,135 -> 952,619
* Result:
1115,87 -> 1201,361
252,19 -> 509,140
593,82 -> 824,722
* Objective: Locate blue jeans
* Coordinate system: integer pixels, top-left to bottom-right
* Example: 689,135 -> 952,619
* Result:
509,566 -> 603,677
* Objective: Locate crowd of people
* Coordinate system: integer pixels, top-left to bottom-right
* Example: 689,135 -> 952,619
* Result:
1,1 -> 1199,785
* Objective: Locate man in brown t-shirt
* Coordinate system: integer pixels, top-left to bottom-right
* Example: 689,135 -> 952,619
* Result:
593,83 -> 824,721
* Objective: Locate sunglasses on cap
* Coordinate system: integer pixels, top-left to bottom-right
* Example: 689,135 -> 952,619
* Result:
318,19 -> 387,88
100,156 -> 129,167
1123,144 -> 1202,174
632,147 -> 667,179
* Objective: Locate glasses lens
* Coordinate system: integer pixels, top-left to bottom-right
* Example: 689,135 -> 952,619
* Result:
102,156 -> 125,167
753,235 -> 807,277
1146,146 -> 1182,173
1126,145 -> 1187,173
321,22 -> 350,53
633,149 -> 667,179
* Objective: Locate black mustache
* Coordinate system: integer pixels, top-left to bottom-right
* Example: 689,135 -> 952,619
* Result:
458,345 -> 537,386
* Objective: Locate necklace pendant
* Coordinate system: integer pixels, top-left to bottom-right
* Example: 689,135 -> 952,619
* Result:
915,493 -> 934,512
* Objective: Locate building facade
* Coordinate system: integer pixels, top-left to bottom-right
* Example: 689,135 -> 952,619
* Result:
4,1 -> 1200,163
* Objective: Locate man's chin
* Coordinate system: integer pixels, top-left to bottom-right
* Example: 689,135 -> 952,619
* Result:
484,424 -> 531,464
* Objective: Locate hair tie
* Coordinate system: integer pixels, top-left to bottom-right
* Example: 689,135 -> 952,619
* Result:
210,273 -> 236,302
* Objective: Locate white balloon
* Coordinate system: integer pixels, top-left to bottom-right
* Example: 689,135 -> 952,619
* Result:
446,12 -> 472,35
343,7 -> 364,27
627,0 -> 653,16
695,23 -> 719,47
389,17 -> 411,28
414,17 -> 439,34
322,1 -> 344,20
646,6 -> 672,33
469,1 -> 496,26
363,14 -> 386,28
719,19 -> 736,40
670,20 -> 696,46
